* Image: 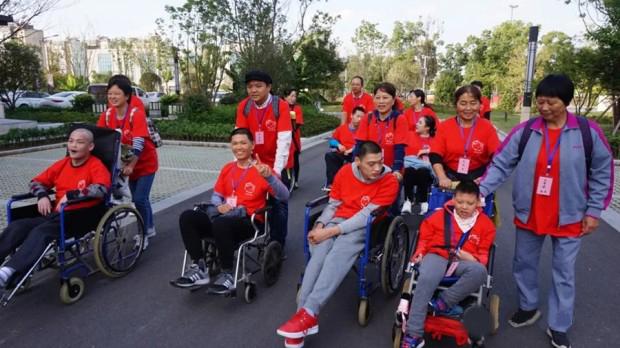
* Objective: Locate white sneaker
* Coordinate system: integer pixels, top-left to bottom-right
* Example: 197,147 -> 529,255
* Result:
146,228 -> 156,238
401,199 -> 412,214
419,202 -> 429,215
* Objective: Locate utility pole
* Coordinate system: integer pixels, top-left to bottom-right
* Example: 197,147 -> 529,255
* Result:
421,55 -> 428,93
172,47 -> 180,96
521,26 -> 540,122
509,4 -> 519,21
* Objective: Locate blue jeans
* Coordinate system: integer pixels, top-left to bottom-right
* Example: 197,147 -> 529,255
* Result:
513,228 -> 582,332
130,174 -> 155,230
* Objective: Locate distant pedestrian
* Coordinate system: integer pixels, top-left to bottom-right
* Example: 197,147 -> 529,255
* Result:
341,75 -> 374,125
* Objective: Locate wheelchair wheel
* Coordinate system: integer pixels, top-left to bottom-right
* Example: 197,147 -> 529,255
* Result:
392,324 -> 402,348
262,241 -> 283,286
381,216 -> 410,296
93,204 -> 145,278
244,282 -> 257,304
489,294 -> 500,335
357,298 -> 371,327
59,277 -> 84,304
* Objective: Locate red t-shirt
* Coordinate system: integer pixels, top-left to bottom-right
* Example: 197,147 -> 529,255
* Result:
32,156 -> 111,211
355,112 -> 408,168
405,132 -> 433,157
286,104 -> 304,169
414,206 -> 496,266
331,124 -> 357,152
394,97 -> 405,113
342,92 -> 374,124
432,116 -> 500,174
514,128 -> 581,237
213,162 -> 275,217
97,106 -> 159,180
235,97 -> 293,170
330,164 -> 399,219
403,106 -> 440,132
480,96 -> 492,119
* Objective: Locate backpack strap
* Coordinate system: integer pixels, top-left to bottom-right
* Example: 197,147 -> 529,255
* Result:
243,98 -> 252,117
443,208 -> 452,249
242,96 -> 280,120
517,117 -> 539,162
576,116 -> 593,175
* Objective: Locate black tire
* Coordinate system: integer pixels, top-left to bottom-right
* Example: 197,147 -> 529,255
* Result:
244,282 -> 257,304
381,216 -> 410,295
261,241 -> 283,287
93,204 -> 145,278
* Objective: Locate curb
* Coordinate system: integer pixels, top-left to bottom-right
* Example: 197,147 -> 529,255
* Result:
0,142 -> 65,157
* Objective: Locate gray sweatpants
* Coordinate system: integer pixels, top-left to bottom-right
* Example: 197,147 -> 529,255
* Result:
298,218 -> 365,315
405,253 -> 487,337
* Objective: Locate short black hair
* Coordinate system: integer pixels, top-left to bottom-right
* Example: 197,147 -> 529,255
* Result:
470,80 -> 483,89
455,180 -> 480,197
282,88 -> 297,98
373,82 -> 397,99
421,115 -> 437,137
535,74 -> 574,106
352,105 -> 366,115
351,75 -> 364,86
245,70 -> 272,85
409,89 -> 426,104
230,127 -> 254,142
107,74 -> 133,102
454,85 -> 482,105
357,141 -> 382,159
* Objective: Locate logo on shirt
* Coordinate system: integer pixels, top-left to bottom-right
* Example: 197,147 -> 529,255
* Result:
360,195 -> 371,207
265,119 -> 277,132
77,179 -> 86,190
384,132 -> 394,145
471,140 -> 485,155
244,182 -> 256,196
468,233 -> 480,245
123,129 -> 131,137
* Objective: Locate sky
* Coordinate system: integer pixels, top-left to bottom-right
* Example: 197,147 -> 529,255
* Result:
32,0 -> 587,55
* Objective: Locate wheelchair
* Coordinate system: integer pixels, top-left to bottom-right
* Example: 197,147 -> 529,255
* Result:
300,194 -> 410,326
391,187 -> 500,347
1,124 -> 145,306
175,202 -> 283,304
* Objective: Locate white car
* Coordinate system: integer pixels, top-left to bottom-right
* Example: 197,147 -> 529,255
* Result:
40,91 -> 86,109
146,92 -> 165,103
3,91 -> 50,108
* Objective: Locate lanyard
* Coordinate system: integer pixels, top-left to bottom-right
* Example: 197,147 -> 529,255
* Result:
376,112 -> 392,144
456,117 -> 477,157
116,107 -> 130,130
231,163 -> 252,194
543,123 -> 564,174
254,104 -> 268,131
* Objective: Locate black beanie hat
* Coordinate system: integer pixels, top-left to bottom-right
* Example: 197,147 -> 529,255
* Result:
245,70 -> 272,85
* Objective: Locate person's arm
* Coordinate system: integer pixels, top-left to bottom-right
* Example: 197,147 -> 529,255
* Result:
65,183 -> 108,201
430,156 -> 451,188
335,202 -> 382,234
211,192 -> 225,206
583,122 -> 614,220
315,198 -> 342,227
266,175 -> 289,201
274,130 -> 292,174
412,217 -> 433,257
469,219 -> 496,266
478,124 -> 525,197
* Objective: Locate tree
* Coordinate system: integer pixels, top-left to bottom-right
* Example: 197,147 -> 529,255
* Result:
0,41 -> 42,109
54,73 -> 89,91
140,71 -> 162,91
434,70 -> 463,105
89,72 -> 111,84
0,0 -> 60,44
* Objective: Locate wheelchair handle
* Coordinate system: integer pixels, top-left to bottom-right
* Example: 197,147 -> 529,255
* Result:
253,205 -> 273,215
10,192 -> 36,200
305,195 -> 329,208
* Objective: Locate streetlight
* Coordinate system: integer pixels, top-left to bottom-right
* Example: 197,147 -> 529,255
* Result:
41,34 -> 59,91
509,4 -> 519,21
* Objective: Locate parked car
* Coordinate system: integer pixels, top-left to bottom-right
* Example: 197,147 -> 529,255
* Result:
87,84 -> 150,110
146,92 -> 165,103
214,91 -> 233,104
2,91 -> 50,108
39,91 -> 86,109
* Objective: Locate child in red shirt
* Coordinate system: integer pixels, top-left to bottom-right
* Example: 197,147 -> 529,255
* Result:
400,181 -> 496,348
0,128 -> 110,288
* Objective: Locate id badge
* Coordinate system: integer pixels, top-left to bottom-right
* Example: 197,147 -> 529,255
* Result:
445,261 -> 459,277
381,148 -> 385,159
421,155 -> 430,163
255,131 -> 265,145
457,157 -> 470,174
226,195 -> 238,207
536,176 -> 553,196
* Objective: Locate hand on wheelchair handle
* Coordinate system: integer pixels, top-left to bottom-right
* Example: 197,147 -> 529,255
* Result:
438,177 -> 452,189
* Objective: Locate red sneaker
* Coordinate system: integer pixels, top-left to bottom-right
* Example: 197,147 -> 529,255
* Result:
276,308 -> 319,338
284,337 -> 304,348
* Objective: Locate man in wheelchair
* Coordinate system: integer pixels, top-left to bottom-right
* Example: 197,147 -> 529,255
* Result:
171,128 -> 289,292
0,128 -> 110,289
400,181 -> 496,348
277,141 -> 399,348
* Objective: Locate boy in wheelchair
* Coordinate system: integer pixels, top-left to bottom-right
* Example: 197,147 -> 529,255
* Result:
171,128 -> 289,292
400,181 -> 495,348
0,128 -> 110,289
277,141 -> 399,348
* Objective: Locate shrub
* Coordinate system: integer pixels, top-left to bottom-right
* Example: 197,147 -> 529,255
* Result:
0,124 -> 70,150
183,94 -> 211,115
7,109 -> 96,123
72,94 -> 95,113
218,93 -> 239,105
159,94 -> 180,117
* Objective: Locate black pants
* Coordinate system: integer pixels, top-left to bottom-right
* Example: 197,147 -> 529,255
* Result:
325,152 -> 352,186
403,167 -> 434,203
179,210 -> 255,270
0,205 -> 105,275
293,150 -> 300,182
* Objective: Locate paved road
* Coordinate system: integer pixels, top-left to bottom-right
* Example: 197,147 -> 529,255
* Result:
1,142 -> 619,348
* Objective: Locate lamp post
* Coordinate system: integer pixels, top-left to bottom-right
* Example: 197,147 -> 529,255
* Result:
509,4 -> 519,21
41,34 -> 59,91
172,46 -> 180,96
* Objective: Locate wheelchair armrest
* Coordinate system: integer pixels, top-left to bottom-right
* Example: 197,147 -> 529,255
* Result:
66,196 -> 98,206
253,205 -> 273,215
305,195 -> 329,208
371,205 -> 390,217
11,192 -> 36,200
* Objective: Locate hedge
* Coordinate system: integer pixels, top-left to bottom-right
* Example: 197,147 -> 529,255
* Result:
0,124 -> 69,149
7,109 -> 97,123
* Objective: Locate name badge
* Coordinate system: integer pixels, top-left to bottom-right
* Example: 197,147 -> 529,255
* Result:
421,155 -> 429,163
381,148 -> 385,159
255,131 -> 265,145
457,157 -> 470,174
445,261 -> 459,277
226,195 -> 238,207
536,176 -> 553,196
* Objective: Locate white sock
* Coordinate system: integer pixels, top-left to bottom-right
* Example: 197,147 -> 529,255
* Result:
0,266 -> 16,287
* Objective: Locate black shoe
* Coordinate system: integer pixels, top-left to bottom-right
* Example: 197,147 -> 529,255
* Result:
508,308 -> 541,328
547,328 -> 571,348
